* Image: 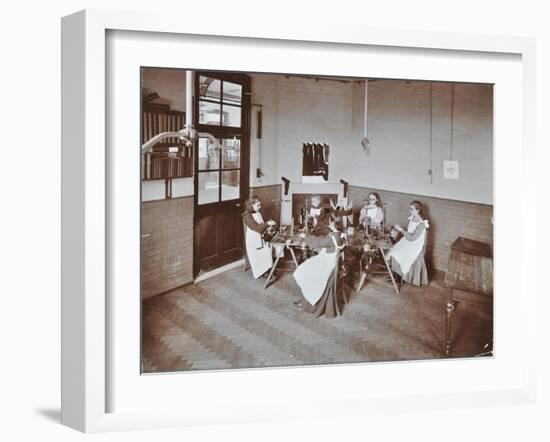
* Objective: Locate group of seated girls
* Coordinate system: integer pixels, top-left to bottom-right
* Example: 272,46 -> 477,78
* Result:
241,193 -> 429,318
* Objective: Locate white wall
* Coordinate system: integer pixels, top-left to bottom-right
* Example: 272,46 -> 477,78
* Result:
350,79 -> 493,203
250,74 -> 356,187
251,75 -> 493,204
249,74 -> 280,186
140,70 -> 494,203
142,68 -> 187,112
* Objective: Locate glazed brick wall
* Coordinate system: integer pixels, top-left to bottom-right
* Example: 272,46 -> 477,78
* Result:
141,196 -> 194,299
275,76 -> 354,184
349,80 -> 493,204
250,76 -> 492,205
349,185 -> 493,272
249,184 -> 282,223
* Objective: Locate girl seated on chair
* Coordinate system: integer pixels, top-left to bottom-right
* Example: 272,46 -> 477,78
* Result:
358,192 -> 384,231
305,194 -> 325,229
290,213 -> 345,318
330,197 -> 353,229
242,196 -> 274,279
386,200 -> 429,286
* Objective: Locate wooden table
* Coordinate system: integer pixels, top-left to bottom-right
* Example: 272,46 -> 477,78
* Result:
346,232 -> 399,294
263,230 -> 303,289
444,237 -> 493,356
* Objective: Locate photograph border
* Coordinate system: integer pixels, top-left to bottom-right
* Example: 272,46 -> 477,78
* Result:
61,9 -> 537,432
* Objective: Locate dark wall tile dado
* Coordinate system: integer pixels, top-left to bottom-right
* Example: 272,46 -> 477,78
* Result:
249,184 -> 282,223
141,186 -> 280,299
141,196 -> 194,299
141,184 -> 492,298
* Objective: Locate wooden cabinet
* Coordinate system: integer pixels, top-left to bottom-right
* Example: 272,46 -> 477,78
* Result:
444,237 -> 493,356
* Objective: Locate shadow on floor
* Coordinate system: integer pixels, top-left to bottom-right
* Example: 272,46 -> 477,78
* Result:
34,408 -> 61,423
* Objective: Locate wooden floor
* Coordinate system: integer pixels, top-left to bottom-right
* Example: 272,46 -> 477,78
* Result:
142,267 -> 493,373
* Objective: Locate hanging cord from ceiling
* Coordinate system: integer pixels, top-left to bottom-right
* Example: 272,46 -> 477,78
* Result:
429,82 -> 433,184
450,83 -> 455,161
361,80 -> 370,153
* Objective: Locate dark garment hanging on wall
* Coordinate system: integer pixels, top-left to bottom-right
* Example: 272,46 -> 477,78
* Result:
303,142 -> 329,181
312,143 -> 329,180
302,143 -> 315,176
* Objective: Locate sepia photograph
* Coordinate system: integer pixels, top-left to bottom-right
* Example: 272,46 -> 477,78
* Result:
140,67 -> 494,373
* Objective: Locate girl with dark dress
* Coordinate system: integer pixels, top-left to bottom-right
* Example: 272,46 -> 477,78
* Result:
242,196 -> 274,279
387,200 -> 430,286
291,214 -> 345,318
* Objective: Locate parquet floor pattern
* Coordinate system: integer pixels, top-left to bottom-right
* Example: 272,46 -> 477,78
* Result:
142,269 -> 492,373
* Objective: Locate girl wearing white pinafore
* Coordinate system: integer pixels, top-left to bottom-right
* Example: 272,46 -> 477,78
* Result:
242,197 -> 273,279
386,201 -> 429,286
358,192 -> 384,230
293,215 -> 344,318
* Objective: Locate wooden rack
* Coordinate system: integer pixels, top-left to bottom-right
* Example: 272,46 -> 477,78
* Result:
141,106 -> 193,180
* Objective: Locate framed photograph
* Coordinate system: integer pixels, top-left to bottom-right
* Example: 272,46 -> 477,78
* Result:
61,9 -> 537,432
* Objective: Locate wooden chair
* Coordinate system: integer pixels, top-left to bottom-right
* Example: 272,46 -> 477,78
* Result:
242,220 -> 251,272
333,240 -> 347,315
381,203 -> 388,233
396,223 -> 429,291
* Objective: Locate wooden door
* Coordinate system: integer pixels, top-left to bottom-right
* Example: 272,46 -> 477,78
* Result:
193,71 -> 250,277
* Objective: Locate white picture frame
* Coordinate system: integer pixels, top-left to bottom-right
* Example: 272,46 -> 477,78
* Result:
61,9 -> 537,433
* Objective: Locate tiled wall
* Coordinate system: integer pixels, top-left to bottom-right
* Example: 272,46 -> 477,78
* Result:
141,196 -> 194,299
349,186 -> 493,272
249,184 -> 282,223
250,75 -> 493,205
275,76 -> 354,184
349,81 -> 493,204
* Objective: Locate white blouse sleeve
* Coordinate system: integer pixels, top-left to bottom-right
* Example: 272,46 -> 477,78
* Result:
373,207 -> 384,225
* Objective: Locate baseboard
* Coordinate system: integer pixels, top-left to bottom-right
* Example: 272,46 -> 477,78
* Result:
194,259 -> 246,283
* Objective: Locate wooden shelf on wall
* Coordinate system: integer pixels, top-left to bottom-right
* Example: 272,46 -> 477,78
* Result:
142,105 -> 194,180
142,150 -> 194,181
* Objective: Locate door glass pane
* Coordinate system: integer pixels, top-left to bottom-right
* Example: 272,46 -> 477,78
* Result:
199,100 -> 221,126
221,170 -> 240,201
198,137 -> 220,170
199,76 -> 221,101
221,138 -> 241,169
198,171 -> 220,204
222,104 -> 241,127
223,82 -> 242,104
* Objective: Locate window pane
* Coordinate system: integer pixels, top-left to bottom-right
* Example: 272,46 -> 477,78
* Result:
221,170 -> 240,201
221,138 -> 241,169
199,76 -> 221,101
198,171 -> 219,204
223,82 -> 242,104
197,137 -> 220,170
222,104 -> 241,127
199,100 -> 221,126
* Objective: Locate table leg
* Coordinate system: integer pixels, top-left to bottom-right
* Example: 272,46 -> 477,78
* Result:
379,248 -> 399,294
264,256 -> 280,290
288,247 -> 299,268
445,287 -> 455,356
357,269 -> 367,293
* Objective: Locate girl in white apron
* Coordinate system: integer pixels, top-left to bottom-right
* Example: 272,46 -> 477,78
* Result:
292,214 -> 344,318
386,200 -> 429,286
306,194 -> 323,228
242,196 -> 273,279
359,192 -> 384,230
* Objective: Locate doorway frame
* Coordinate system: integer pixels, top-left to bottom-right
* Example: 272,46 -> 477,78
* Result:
192,70 -> 251,278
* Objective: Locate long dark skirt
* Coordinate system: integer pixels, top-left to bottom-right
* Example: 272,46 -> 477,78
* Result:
390,253 -> 429,286
300,269 -> 339,318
